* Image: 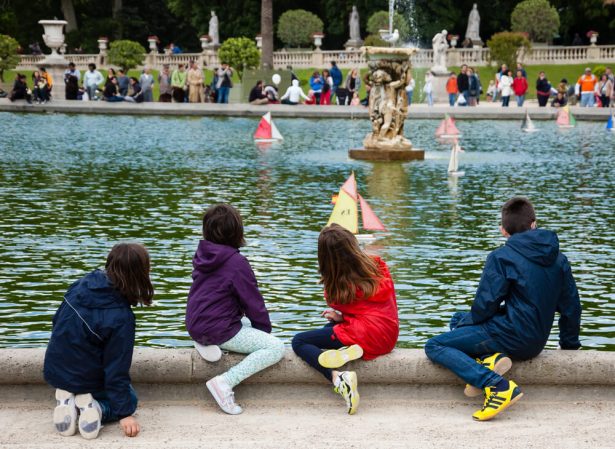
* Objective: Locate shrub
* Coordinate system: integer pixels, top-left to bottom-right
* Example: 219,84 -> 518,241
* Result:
108,40 -> 146,71
218,37 -> 260,80
487,32 -> 532,72
363,34 -> 387,47
0,34 -> 20,83
511,0 -> 560,43
277,9 -> 324,47
366,11 -> 409,41
593,65 -> 606,78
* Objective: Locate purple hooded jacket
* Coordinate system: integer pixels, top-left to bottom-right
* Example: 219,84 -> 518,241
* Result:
185,240 -> 272,345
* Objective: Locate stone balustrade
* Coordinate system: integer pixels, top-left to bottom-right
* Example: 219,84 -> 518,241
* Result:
15,44 -> 615,72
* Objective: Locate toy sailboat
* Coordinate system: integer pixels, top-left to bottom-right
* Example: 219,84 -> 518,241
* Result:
556,106 -> 576,129
447,140 -> 465,176
521,110 -> 539,133
254,112 -> 283,142
606,108 -> 615,131
327,172 -> 386,241
435,114 -> 461,139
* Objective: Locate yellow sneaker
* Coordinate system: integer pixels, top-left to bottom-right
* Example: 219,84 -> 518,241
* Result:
319,344 -> 364,369
464,353 -> 512,397
472,380 -> 523,421
334,371 -> 360,415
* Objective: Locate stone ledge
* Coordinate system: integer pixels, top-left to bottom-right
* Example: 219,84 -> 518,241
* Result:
1,348 -> 613,386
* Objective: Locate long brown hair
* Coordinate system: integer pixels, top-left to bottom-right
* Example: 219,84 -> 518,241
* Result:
318,224 -> 381,305
105,243 -> 154,306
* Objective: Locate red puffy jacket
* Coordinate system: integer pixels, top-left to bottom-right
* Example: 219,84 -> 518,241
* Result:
512,77 -> 528,96
329,257 -> 399,360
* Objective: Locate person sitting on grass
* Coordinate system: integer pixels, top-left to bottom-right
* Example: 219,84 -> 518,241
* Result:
280,79 -> 309,105
248,80 -> 269,105
9,74 -> 32,104
292,224 -> 399,415
425,197 -> 581,422
123,78 -> 144,103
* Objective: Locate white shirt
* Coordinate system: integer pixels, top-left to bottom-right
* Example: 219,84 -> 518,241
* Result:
405,78 -> 415,92
281,81 -> 309,103
499,75 -> 513,96
84,70 -> 104,87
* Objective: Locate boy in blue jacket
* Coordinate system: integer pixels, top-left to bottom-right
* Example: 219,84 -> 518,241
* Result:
425,197 -> 581,421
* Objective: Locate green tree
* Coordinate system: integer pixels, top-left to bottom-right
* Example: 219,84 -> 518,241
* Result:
366,11 -> 410,41
107,39 -> 146,70
218,37 -> 260,79
277,9 -> 324,47
511,0 -> 560,43
487,32 -> 532,71
0,34 -> 20,83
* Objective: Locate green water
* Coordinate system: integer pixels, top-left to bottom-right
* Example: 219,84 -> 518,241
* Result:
0,112 -> 613,349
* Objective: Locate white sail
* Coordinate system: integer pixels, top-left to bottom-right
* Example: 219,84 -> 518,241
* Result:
270,118 -> 283,140
522,111 -> 538,133
448,144 -> 459,173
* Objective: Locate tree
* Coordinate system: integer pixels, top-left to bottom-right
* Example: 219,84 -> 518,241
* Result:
0,34 -> 20,83
260,0 -> 273,69
107,40 -> 146,71
277,9 -> 324,47
511,0 -> 560,43
487,32 -> 532,71
61,0 -> 79,32
218,37 -> 260,80
366,11 -> 410,41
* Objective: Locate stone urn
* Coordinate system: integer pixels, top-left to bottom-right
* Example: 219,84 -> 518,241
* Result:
97,37 -> 109,52
255,35 -> 262,50
38,19 -> 68,65
311,32 -> 325,50
349,46 -> 425,162
449,35 -> 459,47
200,35 -> 211,51
148,35 -> 159,53
590,33 -> 598,45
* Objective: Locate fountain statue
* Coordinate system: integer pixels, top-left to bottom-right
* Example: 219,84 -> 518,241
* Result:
465,4 -> 483,47
37,19 -> 69,100
431,29 -> 448,75
208,11 -> 220,48
344,6 -> 363,50
349,47 -> 424,162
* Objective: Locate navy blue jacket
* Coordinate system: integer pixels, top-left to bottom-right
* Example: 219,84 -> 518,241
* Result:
330,65 -> 343,88
467,229 -> 581,359
44,270 -> 136,419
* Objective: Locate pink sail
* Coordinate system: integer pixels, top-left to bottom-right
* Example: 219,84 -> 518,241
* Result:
359,194 -> 386,231
446,117 -> 460,135
435,119 -> 447,137
341,172 -> 357,200
556,107 -> 570,126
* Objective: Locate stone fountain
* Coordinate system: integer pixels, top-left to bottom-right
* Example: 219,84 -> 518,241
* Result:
38,19 -> 69,100
349,46 -> 424,161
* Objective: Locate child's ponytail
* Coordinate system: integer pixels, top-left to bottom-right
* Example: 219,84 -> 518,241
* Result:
105,243 -> 154,306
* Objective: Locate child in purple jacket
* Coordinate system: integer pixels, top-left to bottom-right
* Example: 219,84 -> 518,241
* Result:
185,203 -> 284,414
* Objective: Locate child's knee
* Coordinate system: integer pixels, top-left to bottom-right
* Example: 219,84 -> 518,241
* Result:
270,337 -> 285,363
424,338 -> 442,360
291,333 -> 305,353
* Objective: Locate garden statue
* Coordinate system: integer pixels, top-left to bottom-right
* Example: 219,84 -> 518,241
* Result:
465,4 -> 483,47
208,11 -> 219,47
431,30 -> 448,74
345,5 -> 364,49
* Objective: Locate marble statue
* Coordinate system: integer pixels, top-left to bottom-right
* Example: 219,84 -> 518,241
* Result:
208,11 -> 219,46
465,4 -> 482,46
349,6 -> 361,41
431,30 -> 448,74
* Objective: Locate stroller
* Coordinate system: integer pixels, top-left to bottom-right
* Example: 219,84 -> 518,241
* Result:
335,87 -> 350,105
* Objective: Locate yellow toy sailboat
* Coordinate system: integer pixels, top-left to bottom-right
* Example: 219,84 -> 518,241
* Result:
327,172 -> 386,241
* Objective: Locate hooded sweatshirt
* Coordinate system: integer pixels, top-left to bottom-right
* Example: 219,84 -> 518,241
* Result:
185,240 -> 271,345
44,270 -> 136,419
469,229 -> 581,359
281,79 -> 309,104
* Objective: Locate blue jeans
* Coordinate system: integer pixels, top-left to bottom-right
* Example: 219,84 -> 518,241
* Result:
516,95 -> 525,106
406,91 -> 413,106
425,92 -> 433,106
93,385 -> 138,423
448,93 -> 456,106
580,92 -> 594,107
502,96 -> 510,107
292,322 -> 343,381
424,312 -> 505,389
217,86 -> 230,104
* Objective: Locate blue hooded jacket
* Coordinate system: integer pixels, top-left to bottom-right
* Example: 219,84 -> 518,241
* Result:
468,229 -> 581,359
44,270 -> 136,419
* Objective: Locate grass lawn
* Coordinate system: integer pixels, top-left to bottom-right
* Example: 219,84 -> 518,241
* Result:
3,63 -> 607,103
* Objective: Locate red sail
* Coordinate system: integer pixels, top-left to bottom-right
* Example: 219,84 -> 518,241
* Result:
359,194 -> 386,231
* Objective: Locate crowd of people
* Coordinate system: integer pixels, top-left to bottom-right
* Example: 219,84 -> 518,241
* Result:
434,63 -> 614,108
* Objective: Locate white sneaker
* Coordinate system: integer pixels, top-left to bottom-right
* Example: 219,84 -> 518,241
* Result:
53,389 -> 77,436
75,393 -> 102,439
194,341 -> 222,362
206,375 -> 243,415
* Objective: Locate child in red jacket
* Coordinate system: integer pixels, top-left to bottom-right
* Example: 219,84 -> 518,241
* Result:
291,224 -> 399,415
512,70 -> 528,107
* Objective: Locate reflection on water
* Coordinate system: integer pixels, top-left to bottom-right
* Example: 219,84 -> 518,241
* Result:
0,113 -> 613,349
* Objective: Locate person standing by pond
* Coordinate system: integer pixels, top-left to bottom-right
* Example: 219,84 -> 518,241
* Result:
345,68 -> 362,104
185,204 -> 284,415
84,64 -> 104,101
187,61 -> 204,103
499,70 -> 513,107
405,72 -> 415,106
44,243 -> 153,439
536,71 -> 552,107
171,64 -> 187,103
456,65 -> 469,106
425,197 -> 581,422
576,67 -> 597,107
292,224 -> 399,415
216,63 -> 233,104
309,71 -> 324,105
512,70 -> 528,107
158,64 -> 173,102
597,73 -> 612,108
139,67 -> 154,102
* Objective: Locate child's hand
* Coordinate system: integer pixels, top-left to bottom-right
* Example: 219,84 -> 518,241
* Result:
321,309 -> 343,323
120,416 -> 140,437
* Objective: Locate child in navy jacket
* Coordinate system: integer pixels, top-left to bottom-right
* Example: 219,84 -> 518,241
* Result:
44,243 -> 153,439
425,197 -> 581,421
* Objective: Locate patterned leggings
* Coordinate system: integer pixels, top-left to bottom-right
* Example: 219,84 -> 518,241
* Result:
219,326 -> 285,388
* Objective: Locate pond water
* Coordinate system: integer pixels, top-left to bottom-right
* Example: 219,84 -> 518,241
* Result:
0,112 -> 613,349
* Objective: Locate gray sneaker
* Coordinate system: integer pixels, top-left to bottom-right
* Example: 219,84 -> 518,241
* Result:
75,393 -> 102,439
53,389 -> 77,436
